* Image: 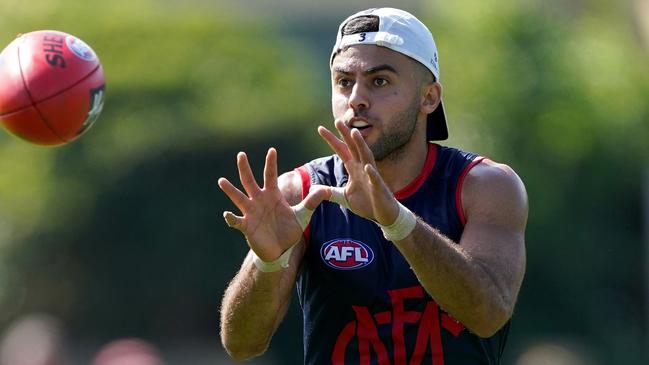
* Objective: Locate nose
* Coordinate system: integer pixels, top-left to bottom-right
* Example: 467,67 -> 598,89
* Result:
348,82 -> 369,111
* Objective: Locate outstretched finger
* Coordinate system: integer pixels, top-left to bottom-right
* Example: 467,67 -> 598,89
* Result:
364,164 -> 400,226
318,125 -> 353,162
223,211 -> 245,230
237,152 -> 262,197
364,164 -> 392,198
351,128 -> 376,167
334,120 -> 361,162
263,148 -> 278,190
218,177 -> 250,212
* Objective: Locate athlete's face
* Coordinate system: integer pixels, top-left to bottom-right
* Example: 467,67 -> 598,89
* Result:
331,45 -> 433,161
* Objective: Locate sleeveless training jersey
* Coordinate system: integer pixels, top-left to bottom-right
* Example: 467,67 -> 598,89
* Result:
295,143 -> 510,365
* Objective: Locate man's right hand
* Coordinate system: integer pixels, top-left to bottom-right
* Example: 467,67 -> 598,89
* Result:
218,148 -> 326,262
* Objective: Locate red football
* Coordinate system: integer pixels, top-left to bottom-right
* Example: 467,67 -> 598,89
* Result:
0,30 -> 105,146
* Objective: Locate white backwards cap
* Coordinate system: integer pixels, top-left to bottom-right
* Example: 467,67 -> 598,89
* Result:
331,8 -> 448,140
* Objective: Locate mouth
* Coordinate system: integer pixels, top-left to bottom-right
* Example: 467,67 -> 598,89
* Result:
347,118 -> 372,133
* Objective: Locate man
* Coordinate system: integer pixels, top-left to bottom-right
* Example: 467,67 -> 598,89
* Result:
218,7 -> 527,365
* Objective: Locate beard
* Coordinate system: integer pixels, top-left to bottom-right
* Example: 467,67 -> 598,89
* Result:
368,98 -> 420,162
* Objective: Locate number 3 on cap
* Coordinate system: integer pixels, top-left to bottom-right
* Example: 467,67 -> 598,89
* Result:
358,33 -> 366,42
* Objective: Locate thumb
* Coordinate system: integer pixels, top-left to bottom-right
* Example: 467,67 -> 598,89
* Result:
223,211 -> 243,230
291,185 -> 329,231
302,185 -> 331,210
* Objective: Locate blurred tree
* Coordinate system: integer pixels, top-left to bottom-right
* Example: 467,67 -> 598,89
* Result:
0,1 -> 321,363
423,0 -> 649,363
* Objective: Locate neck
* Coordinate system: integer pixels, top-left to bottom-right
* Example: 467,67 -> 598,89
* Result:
376,137 -> 429,194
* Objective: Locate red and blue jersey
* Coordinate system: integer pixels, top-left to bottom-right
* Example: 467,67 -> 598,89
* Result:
295,143 -> 509,365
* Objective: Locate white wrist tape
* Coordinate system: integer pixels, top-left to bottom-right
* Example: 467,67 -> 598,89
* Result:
291,201 -> 314,231
328,186 -> 350,209
380,201 -> 417,242
252,245 -> 296,272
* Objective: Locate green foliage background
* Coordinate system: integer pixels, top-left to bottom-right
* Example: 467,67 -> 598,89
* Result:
0,0 -> 647,363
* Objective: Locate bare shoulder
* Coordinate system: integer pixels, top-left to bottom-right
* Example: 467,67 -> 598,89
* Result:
462,159 -> 528,228
278,169 -> 305,206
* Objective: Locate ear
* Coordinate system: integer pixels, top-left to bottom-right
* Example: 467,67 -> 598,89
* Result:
420,81 -> 442,115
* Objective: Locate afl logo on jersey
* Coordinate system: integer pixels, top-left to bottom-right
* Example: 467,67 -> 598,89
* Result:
321,239 -> 374,270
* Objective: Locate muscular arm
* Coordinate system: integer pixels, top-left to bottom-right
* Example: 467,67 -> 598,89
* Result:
317,122 -> 527,338
392,159 -> 527,337
219,168 -> 309,360
220,242 -> 304,359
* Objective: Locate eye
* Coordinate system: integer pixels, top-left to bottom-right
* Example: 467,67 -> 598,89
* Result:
373,77 -> 389,87
336,78 -> 352,88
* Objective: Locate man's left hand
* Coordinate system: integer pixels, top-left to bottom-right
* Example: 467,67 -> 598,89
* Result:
315,120 -> 400,226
